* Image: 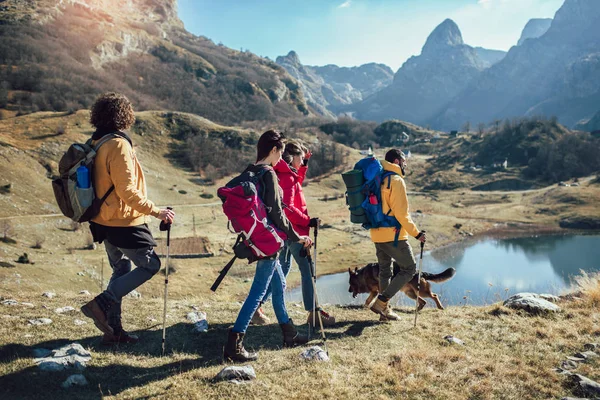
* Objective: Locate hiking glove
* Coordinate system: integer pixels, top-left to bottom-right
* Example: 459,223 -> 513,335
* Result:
303,150 -> 312,166
415,231 -> 426,240
309,218 -> 320,228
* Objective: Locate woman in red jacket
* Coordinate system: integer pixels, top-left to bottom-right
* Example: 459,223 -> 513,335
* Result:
253,140 -> 335,327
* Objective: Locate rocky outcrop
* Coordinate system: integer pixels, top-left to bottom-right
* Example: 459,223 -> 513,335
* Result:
517,18 -> 552,46
0,0 -> 310,124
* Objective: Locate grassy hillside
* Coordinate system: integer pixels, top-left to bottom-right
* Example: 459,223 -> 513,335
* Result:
0,111 -> 599,399
0,0 -> 309,124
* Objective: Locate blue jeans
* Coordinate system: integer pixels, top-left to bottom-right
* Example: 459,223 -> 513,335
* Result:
262,241 -> 316,312
233,258 -> 290,333
103,241 -> 161,328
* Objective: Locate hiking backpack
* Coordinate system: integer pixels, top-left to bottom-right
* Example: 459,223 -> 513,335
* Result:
217,166 -> 287,262
51,134 -> 121,223
346,157 -> 402,239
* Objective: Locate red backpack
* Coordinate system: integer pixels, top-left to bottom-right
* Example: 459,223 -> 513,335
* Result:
217,166 -> 287,261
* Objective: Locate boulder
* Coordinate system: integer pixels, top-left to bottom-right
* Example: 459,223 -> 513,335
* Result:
28,318 -> 53,326
443,335 -> 465,346
213,365 -> 256,383
42,292 -> 56,299
35,343 -> 91,371
567,374 -> 600,397
299,346 -> 330,362
503,293 -> 561,313
187,311 -> 208,333
1,299 -> 18,306
55,306 -> 76,314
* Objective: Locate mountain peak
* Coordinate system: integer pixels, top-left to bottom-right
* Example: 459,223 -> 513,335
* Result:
423,19 -> 464,53
276,50 -> 302,66
517,18 -> 552,46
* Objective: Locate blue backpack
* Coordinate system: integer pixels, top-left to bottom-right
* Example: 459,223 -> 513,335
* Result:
352,157 -> 402,243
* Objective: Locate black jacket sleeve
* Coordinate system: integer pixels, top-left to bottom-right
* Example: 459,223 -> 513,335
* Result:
261,169 -> 301,242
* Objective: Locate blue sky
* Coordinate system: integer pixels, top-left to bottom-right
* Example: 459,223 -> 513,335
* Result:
178,0 -> 565,70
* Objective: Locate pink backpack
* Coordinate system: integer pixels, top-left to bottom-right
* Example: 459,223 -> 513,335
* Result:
217,167 -> 287,260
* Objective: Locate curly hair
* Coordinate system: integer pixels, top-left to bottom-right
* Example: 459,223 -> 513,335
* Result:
90,92 -> 135,131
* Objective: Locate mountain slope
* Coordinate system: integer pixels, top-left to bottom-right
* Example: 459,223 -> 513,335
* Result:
349,19 -> 487,125
275,51 -> 393,118
0,0 -> 309,124
434,0 -> 600,130
517,18 -> 553,46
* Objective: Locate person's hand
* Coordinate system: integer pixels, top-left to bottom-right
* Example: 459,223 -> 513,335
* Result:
158,208 -> 175,224
302,149 -> 312,166
416,231 -> 427,243
308,217 -> 320,228
298,236 -> 313,248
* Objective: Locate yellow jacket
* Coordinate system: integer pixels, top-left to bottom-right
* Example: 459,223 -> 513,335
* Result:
370,160 -> 420,243
91,136 -> 160,227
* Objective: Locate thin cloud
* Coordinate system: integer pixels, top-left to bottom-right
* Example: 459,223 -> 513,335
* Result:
338,0 -> 352,9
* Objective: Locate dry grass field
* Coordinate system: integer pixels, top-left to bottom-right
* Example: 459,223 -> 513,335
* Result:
0,111 -> 599,399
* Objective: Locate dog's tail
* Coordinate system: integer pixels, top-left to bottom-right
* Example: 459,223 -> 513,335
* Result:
421,268 -> 456,283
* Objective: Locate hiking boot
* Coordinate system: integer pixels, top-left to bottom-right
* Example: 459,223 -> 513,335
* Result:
280,319 -> 309,348
307,308 -> 336,328
81,296 -> 114,335
101,329 -> 139,345
250,307 -> 271,326
370,298 -> 400,321
224,329 -> 258,362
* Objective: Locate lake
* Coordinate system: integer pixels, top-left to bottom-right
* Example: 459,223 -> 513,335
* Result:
286,234 -> 600,307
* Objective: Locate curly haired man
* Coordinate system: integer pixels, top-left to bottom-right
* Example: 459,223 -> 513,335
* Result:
80,92 -> 175,345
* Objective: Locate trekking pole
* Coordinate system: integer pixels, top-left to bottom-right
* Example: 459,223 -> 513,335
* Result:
160,207 -> 173,355
313,221 -> 319,333
100,257 -> 104,291
414,237 -> 425,328
306,249 -> 328,355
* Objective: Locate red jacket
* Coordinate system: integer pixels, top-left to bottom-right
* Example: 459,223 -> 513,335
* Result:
274,159 -> 310,236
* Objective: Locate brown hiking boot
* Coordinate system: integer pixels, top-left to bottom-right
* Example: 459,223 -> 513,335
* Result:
101,330 -> 139,345
250,307 -> 271,326
224,329 -> 258,362
81,298 -> 113,335
370,298 -> 400,321
280,319 -> 308,348
307,308 -> 336,327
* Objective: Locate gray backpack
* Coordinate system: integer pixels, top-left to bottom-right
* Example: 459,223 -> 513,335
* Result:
51,133 -> 125,222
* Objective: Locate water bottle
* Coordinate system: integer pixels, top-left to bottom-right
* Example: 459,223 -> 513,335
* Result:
369,193 -> 378,205
76,165 -> 90,189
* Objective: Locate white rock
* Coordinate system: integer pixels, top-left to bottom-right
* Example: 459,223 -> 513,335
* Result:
187,311 -> 208,332
55,306 -> 76,314
126,290 -> 141,299
538,293 -> 560,303
299,346 -> 330,362
35,343 -> 91,371
213,365 -> 256,382
79,290 -> 91,296
42,292 -> 56,299
503,293 -> 561,313
21,302 -> 34,308
77,272 -> 85,276
28,318 -> 53,326
73,319 -> 87,326
443,335 -> 465,346
61,374 -> 88,389
1,299 -> 18,306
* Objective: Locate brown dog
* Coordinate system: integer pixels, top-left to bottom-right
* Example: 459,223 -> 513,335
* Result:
348,263 -> 456,311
